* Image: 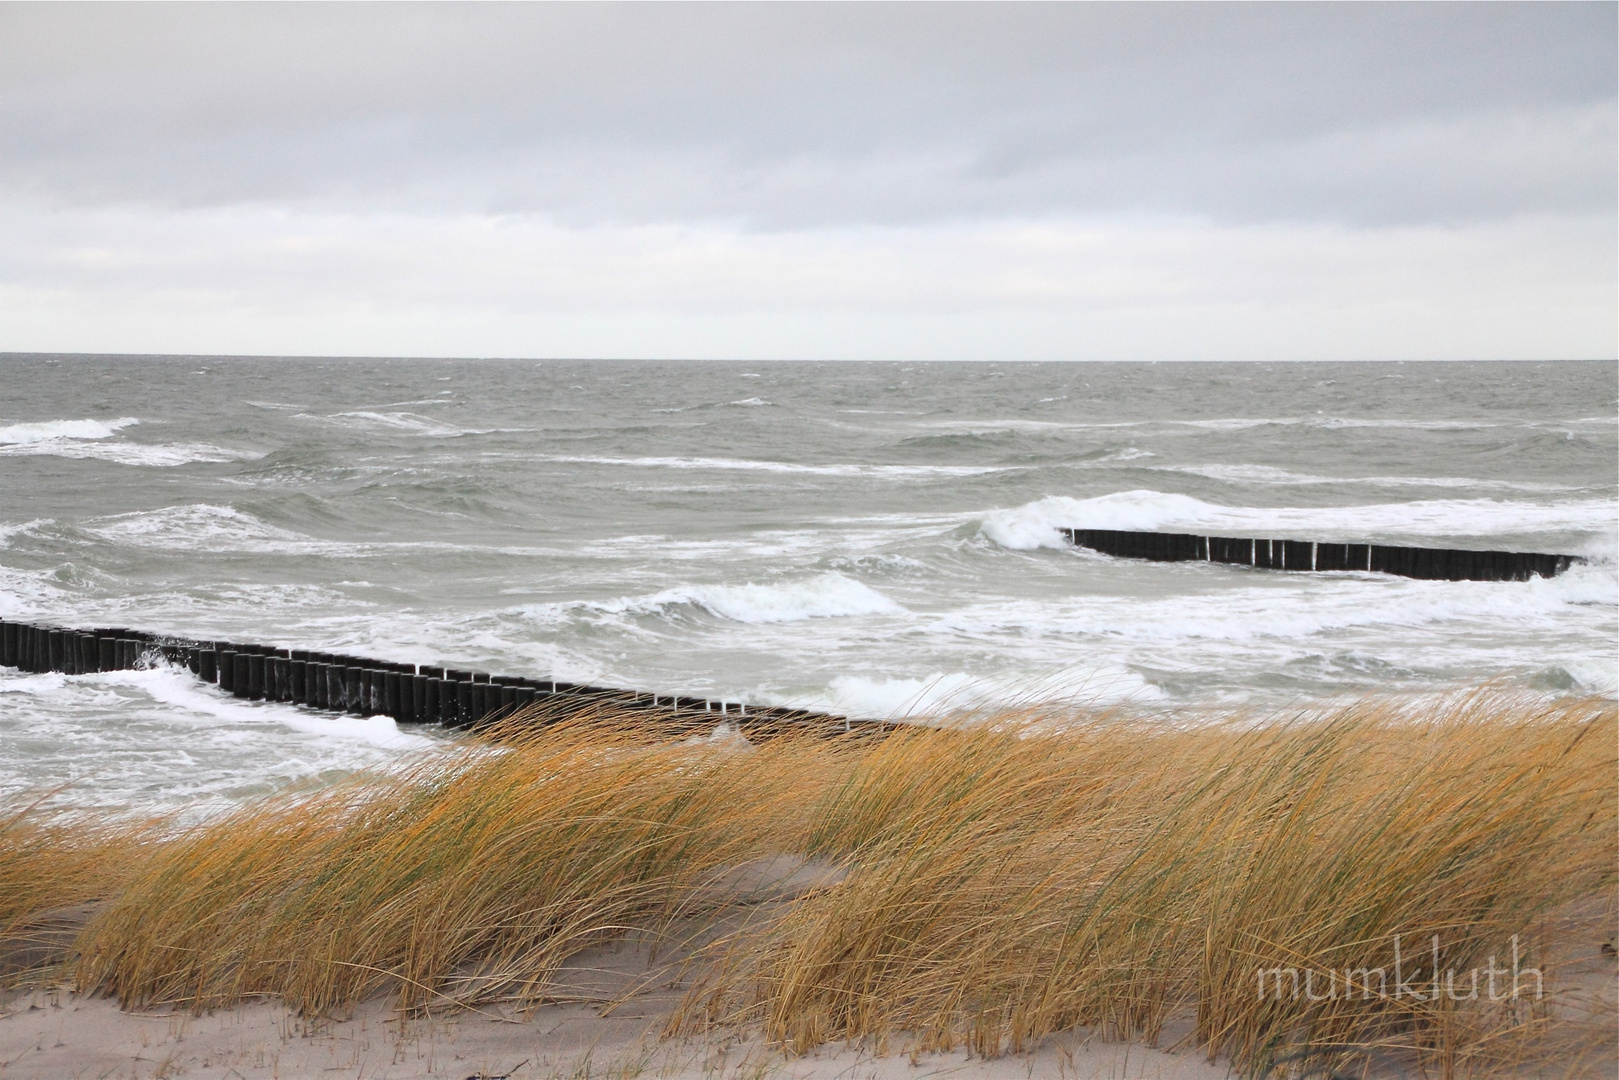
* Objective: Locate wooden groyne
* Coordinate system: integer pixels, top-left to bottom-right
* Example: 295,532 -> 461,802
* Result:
0,618 -> 876,739
1063,529 -> 1580,581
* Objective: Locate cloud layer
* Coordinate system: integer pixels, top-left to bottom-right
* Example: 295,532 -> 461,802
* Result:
1,3 -> 1613,360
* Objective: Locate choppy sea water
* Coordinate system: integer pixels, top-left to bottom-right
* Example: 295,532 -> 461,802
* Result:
1,357 -> 1614,815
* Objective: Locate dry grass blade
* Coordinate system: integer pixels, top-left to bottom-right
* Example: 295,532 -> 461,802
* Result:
0,797 -> 151,980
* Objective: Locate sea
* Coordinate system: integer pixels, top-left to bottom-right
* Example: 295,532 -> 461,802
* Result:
1,357 -> 1614,818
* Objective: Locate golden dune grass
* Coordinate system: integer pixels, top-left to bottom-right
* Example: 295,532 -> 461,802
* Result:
0,799 -> 148,961
1,691 -> 1613,1077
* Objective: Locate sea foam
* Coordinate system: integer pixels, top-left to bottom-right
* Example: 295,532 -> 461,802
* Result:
652,572 -> 903,624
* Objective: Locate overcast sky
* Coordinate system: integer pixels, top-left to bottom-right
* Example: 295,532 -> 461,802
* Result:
2,2 -> 1613,361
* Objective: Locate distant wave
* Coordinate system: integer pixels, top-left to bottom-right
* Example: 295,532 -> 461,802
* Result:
82,504 -> 326,554
914,416 -> 1602,435
671,573 -> 903,623
0,416 -> 257,466
0,417 -> 139,444
1152,464 -> 1579,492
0,519 -> 51,549
823,667 -> 1165,718
541,454 -> 1016,478
318,410 -> 487,437
2,441 -> 258,466
539,572 -> 905,627
75,504 -> 596,561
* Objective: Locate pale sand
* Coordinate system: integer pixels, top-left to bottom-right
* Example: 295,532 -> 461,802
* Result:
0,989 -> 1229,1080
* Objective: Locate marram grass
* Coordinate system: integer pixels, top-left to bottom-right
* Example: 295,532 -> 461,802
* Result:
1,691 -> 1613,1077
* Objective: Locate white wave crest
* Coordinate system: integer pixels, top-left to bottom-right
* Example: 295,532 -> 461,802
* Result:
543,454 -> 1012,479
1553,656 -> 1619,696
0,416 -> 255,467
2,440 -> 257,466
825,667 -> 1164,719
83,504 -> 311,552
676,573 -> 903,624
588,572 -> 904,625
321,411 -> 477,437
0,519 -> 50,549
0,417 -> 138,444
1156,464 -> 1576,492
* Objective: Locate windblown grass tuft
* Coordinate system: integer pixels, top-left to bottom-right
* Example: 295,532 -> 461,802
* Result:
1,692 -> 1612,1076
0,798 -> 151,977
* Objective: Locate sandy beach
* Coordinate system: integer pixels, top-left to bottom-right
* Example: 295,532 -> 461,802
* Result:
0,990 -> 1230,1080
3,933 -> 1612,1079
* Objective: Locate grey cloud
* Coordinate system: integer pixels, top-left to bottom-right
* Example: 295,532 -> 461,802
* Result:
1,2 -> 1612,226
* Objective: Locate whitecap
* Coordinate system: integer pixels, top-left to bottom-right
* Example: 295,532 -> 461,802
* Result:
677,574 -> 903,623
82,504 -> 312,552
540,454 -> 1013,479
566,572 -> 905,625
1155,463 -> 1578,492
318,411 -> 478,437
1553,656 -> 1619,696
0,416 -> 256,467
912,418 -> 1105,433
0,417 -> 138,444
823,667 -> 1163,719
0,519 -> 51,548
2,440 -> 258,466
1175,417 -> 1498,432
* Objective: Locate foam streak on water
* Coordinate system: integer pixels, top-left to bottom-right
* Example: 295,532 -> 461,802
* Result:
0,357 -> 1613,814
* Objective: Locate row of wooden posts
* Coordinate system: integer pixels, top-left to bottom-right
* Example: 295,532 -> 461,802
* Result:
0,618 -> 861,737
1063,529 -> 1578,581
0,532 -> 1578,732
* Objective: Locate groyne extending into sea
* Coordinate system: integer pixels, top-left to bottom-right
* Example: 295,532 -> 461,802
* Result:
1064,529 -> 1579,580
0,532 -> 1579,737
0,617 -> 868,737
